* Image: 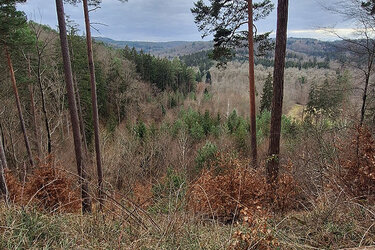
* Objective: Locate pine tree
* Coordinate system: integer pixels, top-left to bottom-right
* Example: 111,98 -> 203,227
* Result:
267,0 -> 289,184
1,0 -> 34,169
191,0 -> 274,66
55,0 -> 92,213
192,0 -> 274,166
82,0 -> 104,210
260,73 -> 273,113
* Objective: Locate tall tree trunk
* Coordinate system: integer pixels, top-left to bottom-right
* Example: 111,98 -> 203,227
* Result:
55,0 -> 92,214
267,0 -> 289,184
83,0 -> 104,210
5,45 -> 34,169
69,37 -> 89,156
248,0 -> 257,167
0,131 -> 8,203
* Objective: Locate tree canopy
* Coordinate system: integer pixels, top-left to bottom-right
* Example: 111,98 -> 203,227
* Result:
191,0 -> 274,66
362,0 -> 375,15
0,0 -> 27,46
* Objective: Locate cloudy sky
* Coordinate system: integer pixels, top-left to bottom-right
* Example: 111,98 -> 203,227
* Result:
17,0 -> 355,42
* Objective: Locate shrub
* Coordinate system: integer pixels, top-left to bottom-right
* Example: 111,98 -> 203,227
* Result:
230,208 -> 279,249
189,153 -> 299,221
171,119 -> 187,137
151,168 -> 186,213
25,163 -> 81,213
257,111 -> 300,142
227,110 -> 239,134
195,141 -> 218,172
281,115 -> 300,139
5,160 -> 80,213
234,118 -> 249,151
4,169 -> 23,203
256,111 -> 271,142
190,121 -> 205,140
336,128 -> 375,199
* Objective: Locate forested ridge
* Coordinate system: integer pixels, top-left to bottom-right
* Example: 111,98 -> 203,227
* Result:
1,0 -> 375,249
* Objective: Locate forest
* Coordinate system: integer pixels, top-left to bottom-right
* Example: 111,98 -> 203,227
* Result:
0,0 -> 375,249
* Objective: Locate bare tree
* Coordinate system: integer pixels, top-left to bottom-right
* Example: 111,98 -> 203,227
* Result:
30,22 -> 54,154
326,0 -> 375,126
55,0 -> 92,213
27,57 -> 42,159
267,0 -> 289,184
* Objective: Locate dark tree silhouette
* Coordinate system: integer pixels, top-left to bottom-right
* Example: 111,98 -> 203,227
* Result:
267,0 -> 289,184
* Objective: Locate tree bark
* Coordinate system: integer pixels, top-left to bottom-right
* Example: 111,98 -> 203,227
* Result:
248,0 -> 257,167
83,0 -> 104,210
55,0 -> 92,214
267,0 -> 289,184
5,45 -> 34,169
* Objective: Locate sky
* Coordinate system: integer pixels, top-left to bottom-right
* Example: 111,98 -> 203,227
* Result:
17,0 -> 356,42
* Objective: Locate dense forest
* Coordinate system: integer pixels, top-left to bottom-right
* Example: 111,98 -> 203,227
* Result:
1,0 -> 375,249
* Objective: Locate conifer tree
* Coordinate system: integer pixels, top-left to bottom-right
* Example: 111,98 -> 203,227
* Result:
267,0 -> 289,184
55,0 -> 92,213
1,0 -> 34,169
66,0 -> 128,210
260,73 -> 273,113
192,0 -> 274,166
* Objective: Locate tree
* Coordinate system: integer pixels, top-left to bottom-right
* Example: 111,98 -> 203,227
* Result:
30,21 -> 54,155
82,0 -> 104,210
306,74 -> 348,120
0,0 -> 34,169
55,0 -> 91,213
192,0 -> 274,166
267,0 -> 289,184
205,70 -> 212,84
362,0 -> 375,15
66,0 -> 128,209
247,0 -> 257,167
191,0 -> 274,66
260,73 -> 273,113
326,0 -> 375,126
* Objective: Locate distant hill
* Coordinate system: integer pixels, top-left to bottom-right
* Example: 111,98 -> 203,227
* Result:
93,37 -> 213,58
286,38 -> 341,59
94,37 -> 342,60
